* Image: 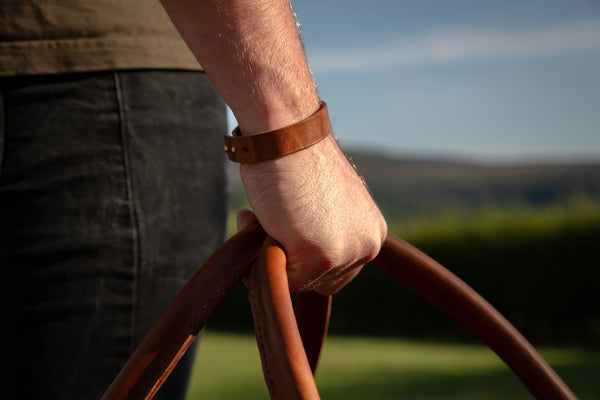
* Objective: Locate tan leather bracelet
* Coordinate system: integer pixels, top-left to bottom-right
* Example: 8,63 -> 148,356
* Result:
224,101 -> 331,163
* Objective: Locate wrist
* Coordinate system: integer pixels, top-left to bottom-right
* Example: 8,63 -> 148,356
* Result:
234,93 -> 321,136
225,101 -> 331,163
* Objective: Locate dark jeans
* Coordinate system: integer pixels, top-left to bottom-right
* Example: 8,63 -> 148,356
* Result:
1,70 -> 228,399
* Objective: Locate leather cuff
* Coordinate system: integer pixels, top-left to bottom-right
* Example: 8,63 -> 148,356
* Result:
224,101 -> 331,163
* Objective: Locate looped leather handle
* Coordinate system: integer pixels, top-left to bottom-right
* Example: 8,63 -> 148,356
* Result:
102,226 -> 577,400
372,234 -> 577,400
245,237 -> 324,399
101,225 -> 330,400
102,224 -> 268,400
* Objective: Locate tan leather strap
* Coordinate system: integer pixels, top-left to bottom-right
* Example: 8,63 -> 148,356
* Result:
101,224 -> 267,400
224,102 -> 331,163
246,238 -> 321,399
251,234 -> 576,400
103,228 -> 576,400
370,235 -> 577,400
101,225 -> 329,400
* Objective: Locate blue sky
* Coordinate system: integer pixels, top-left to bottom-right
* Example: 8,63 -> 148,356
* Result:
278,0 -> 600,163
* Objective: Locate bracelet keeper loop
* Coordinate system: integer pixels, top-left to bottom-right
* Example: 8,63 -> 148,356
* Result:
224,101 -> 331,163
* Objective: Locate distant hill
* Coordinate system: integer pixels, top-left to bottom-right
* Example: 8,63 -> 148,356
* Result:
227,152 -> 600,219
348,152 -> 600,219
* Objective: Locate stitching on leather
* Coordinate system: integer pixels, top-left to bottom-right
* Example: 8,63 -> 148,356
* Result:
248,265 -> 277,399
138,251 -> 260,397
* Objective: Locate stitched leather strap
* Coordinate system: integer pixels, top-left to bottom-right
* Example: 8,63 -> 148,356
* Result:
371,234 -> 577,400
102,228 -> 576,400
101,224 -> 267,400
224,102 -> 331,163
101,225 -> 330,400
246,238 -> 322,399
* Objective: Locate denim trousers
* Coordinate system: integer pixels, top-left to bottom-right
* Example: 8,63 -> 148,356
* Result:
0,70 -> 228,399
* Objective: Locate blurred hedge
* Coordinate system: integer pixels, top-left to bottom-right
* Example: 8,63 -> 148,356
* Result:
209,199 -> 600,346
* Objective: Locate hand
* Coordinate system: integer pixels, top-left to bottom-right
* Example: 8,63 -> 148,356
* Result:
238,135 -> 388,295
161,1 -> 386,293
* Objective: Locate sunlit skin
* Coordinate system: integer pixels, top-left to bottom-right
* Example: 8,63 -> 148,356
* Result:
161,0 -> 387,294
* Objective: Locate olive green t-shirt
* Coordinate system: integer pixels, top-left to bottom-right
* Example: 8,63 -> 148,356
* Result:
0,0 -> 202,76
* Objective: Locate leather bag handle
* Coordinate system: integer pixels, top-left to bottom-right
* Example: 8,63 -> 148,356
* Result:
101,224 -> 268,400
245,237 -> 323,399
371,234 -> 576,400
102,226 -> 577,400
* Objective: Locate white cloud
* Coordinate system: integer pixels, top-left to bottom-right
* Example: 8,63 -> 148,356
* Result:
308,19 -> 600,73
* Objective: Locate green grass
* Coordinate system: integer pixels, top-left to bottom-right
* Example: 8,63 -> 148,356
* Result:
185,331 -> 600,400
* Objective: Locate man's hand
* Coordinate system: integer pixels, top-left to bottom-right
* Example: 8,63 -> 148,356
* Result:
162,0 -> 387,294
238,135 -> 387,295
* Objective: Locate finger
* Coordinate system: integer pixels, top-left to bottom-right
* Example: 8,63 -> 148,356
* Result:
236,208 -> 259,232
293,263 -> 364,295
314,264 -> 363,295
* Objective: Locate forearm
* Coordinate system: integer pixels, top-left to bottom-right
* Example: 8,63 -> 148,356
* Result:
161,0 -> 387,295
160,0 -> 320,134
